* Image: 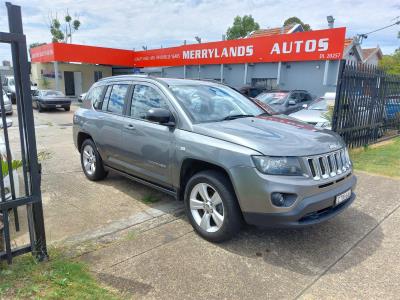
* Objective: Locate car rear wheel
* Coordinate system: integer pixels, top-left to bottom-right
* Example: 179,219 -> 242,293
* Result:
64,106 -> 70,111
184,170 -> 242,242
80,139 -> 107,181
37,102 -> 43,112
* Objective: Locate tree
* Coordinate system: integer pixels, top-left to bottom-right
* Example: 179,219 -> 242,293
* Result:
379,49 -> 400,75
49,11 -> 81,43
283,17 -> 311,31
226,15 -> 260,40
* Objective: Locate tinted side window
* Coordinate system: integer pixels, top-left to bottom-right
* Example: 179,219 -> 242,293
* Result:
130,85 -> 169,119
88,86 -> 104,110
107,84 -> 129,115
304,93 -> 312,101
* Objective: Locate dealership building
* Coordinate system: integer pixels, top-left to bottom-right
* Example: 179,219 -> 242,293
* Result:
30,24 -> 381,97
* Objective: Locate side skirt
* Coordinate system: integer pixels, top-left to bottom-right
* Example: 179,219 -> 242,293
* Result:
104,165 -> 178,199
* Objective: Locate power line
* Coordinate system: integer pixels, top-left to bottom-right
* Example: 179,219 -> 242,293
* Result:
358,19 -> 400,43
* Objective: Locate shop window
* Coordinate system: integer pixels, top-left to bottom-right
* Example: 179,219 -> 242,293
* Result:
94,71 -> 103,82
252,78 -> 278,90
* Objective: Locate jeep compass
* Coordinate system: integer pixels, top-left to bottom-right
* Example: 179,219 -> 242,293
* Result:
73,75 -> 356,242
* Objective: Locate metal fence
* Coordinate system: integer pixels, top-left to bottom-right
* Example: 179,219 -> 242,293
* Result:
0,2 -> 47,264
332,60 -> 400,148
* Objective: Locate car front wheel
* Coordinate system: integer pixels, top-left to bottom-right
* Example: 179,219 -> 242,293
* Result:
80,139 -> 107,181
184,170 -> 242,242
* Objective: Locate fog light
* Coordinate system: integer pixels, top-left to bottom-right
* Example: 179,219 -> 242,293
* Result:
271,192 -> 285,207
271,192 -> 297,207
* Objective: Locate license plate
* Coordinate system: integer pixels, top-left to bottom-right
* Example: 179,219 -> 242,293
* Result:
56,105 -> 62,108
335,189 -> 351,206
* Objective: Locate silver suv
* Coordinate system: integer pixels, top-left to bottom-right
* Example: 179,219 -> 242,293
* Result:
73,76 -> 356,242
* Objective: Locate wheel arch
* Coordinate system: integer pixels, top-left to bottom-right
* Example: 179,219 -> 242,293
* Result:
178,158 -> 239,206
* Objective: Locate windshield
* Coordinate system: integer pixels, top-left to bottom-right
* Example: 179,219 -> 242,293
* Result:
256,92 -> 288,105
43,90 -> 64,97
169,84 -> 264,123
9,78 -> 15,86
308,98 -> 328,110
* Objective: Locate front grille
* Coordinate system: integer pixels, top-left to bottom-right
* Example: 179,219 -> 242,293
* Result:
304,148 -> 351,181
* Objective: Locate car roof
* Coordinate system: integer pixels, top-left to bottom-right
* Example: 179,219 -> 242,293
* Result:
98,75 -> 227,87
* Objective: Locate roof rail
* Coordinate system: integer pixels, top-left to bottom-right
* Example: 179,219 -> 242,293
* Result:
98,74 -> 149,82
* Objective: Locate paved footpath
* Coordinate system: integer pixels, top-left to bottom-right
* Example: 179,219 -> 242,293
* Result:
78,172 -> 400,299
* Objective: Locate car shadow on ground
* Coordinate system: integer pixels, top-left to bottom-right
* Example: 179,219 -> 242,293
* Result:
75,170 -> 382,277
218,207 -> 382,276
94,171 -> 178,211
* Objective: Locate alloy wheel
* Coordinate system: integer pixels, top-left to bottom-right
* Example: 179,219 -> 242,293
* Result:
82,144 -> 96,176
189,183 -> 224,233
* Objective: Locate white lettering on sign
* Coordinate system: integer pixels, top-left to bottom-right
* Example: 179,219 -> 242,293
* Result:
182,45 -> 253,60
270,38 -> 330,55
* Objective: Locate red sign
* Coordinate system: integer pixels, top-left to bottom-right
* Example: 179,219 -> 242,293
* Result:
30,43 -> 135,66
30,28 -> 345,68
133,28 -> 345,67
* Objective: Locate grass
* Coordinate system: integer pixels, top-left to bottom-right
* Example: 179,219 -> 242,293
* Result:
141,194 -> 160,204
0,249 -> 120,299
350,137 -> 400,178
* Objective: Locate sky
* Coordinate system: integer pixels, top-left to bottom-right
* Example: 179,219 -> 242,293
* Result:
0,0 -> 399,63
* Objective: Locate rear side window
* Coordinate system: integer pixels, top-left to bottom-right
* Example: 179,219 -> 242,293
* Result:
130,84 -> 169,119
88,86 -> 104,110
106,84 -> 129,115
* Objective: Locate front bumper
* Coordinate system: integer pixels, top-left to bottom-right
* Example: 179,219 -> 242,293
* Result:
0,103 -> 13,114
230,166 -> 357,227
243,177 -> 356,227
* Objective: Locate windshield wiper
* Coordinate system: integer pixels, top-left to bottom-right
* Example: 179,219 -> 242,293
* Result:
222,114 -> 254,121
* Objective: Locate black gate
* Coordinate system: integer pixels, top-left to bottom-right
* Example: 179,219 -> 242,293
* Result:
333,60 -> 400,148
0,2 -> 47,264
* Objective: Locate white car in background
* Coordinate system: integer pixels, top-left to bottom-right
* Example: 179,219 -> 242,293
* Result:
289,92 -> 336,130
1,89 -> 13,115
0,119 -> 19,230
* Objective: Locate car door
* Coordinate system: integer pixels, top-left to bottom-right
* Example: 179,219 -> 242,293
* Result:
92,83 -> 130,170
120,82 -> 175,187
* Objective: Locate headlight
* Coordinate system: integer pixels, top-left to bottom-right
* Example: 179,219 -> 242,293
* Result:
252,156 -> 303,176
344,147 -> 352,165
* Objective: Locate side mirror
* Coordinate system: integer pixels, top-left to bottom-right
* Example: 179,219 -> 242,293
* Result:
288,100 -> 296,106
146,108 -> 175,126
302,104 -> 308,109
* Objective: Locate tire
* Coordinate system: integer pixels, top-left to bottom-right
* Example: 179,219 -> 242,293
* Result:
64,106 -> 71,111
38,102 -> 43,113
80,139 -> 107,181
184,170 -> 242,242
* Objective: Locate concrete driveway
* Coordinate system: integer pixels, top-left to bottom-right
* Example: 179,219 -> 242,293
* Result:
79,172 -> 400,299
5,103 -> 400,299
7,103 -> 179,245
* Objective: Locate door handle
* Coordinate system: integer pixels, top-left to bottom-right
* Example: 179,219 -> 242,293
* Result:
124,124 -> 136,130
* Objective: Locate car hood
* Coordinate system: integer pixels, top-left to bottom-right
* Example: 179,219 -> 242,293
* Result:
289,109 -> 328,124
192,115 -> 344,156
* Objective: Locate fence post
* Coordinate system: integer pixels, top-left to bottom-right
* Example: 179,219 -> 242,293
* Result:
332,60 -> 346,132
6,2 -> 48,262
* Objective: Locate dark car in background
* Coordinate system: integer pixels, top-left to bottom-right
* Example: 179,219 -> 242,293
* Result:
255,90 -> 314,115
239,86 -> 266,98
32,90 -> 71,112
